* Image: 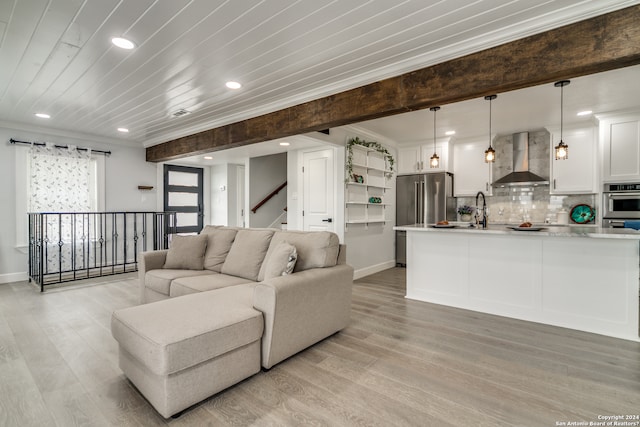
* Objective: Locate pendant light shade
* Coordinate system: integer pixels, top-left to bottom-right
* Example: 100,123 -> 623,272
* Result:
554,80 -> 570,160
430,106 -> 440,168
484,94 -> 497,163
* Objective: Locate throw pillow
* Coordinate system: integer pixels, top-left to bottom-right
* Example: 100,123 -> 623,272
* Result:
163,234 -> 208,270
221,229 -> 274,281
262,242 -> 297,280
202,227 -> 239,272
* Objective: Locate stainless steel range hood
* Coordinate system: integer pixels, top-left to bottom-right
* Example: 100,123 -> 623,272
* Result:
492,132 -> 549,187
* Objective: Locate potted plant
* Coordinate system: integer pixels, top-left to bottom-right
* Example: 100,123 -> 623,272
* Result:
457,205 -> 474,222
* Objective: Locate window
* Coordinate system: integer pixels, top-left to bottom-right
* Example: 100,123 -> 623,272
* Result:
28,144 -> 96,212
15,144 -> 105,248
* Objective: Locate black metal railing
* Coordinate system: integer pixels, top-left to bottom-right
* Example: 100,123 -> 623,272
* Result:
28,212 -> 176,291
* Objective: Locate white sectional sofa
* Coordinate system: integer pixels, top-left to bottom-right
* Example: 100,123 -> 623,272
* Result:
111,226 -> 353,418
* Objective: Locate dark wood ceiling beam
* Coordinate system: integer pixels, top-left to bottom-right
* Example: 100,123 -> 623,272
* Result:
147,5 -> 640,162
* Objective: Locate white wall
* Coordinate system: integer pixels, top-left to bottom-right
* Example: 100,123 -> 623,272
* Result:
0,125 -> 158,283
333,125 -> 398,278
226,164 -> 243,227
210,164 -> 229,225
287,128 -> 397,278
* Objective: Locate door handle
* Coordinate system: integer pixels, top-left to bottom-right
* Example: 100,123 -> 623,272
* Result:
414,182 -> 419,224
322,218 -> 333,223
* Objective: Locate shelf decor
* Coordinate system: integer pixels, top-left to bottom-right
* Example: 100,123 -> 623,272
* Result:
345,137 -> 395,183
345,137 -> 393,226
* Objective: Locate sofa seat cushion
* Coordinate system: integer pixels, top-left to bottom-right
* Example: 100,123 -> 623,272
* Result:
145,269 -> 216,296
258,231 -> 339,280
111,288 -> 263,376
201,226 -> 239,272
170,274 -> 255,297
222,229 -> 274,281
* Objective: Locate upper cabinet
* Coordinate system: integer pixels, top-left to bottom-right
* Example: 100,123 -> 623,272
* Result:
453,140 -> 492,196
397,140 -> 451,174
601,113 -> 640,183
548,125 -> 597,194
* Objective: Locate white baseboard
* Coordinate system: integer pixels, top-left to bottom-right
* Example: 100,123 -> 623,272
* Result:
0,272 -> 28,284
353,260 -> 396,280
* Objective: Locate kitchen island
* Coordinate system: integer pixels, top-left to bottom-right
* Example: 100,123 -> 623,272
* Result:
395,224 -> 640,342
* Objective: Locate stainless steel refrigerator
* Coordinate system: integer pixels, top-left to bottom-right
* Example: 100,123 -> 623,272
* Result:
396,172 -> 455,266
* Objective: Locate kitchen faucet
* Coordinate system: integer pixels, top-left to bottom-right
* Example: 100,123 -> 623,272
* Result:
476,191 -> 487,229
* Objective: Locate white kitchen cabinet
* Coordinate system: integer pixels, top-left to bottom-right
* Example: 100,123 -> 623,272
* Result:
601,113 -> 640,183
397,140 -> 451,174
453,140 -> 492,196
397,146 -> 422,173
548,125 -> 597,194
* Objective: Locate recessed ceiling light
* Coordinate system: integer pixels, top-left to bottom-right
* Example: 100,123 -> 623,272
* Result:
279,142 -> 290,146
117,127 -> 129,133
35,113 -> 50,119
445,130 -> 456,136
111,37 -> 136,50
225,81 -> 242,89
577,110 -> 592,116
203,156 -> 213,160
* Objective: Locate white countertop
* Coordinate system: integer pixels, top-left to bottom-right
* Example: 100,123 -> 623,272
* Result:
394,223 -> 640,240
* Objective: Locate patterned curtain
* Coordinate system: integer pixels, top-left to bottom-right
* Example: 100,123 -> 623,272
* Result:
28,144 -> 92,273
28,143 -> 91,212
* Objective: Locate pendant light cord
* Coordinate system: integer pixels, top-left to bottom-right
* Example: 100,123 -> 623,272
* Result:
489,97 -> 492,145
433,108 -> 437,151
560,83 -> 564,142
554,80 -> 570,142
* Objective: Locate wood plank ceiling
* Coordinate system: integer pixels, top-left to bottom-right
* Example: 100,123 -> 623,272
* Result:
0,1 -> 639,155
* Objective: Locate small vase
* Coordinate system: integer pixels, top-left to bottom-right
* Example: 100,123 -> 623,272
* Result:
460,214 -> 472,222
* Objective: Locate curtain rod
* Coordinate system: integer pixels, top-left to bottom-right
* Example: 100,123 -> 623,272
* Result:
9,138 -> 111,156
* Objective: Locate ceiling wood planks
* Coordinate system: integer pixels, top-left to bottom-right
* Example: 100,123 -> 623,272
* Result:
147,5 -> 640,162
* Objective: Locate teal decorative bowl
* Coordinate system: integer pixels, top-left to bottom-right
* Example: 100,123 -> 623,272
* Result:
570,204 -> 595,224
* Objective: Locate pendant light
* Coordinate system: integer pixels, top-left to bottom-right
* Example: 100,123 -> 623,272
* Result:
429,106 -> 440,168
484,94 -> 497,163
554,80 -> 570,160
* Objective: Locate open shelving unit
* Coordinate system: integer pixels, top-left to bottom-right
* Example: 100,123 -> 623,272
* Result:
345,144 -> 393,227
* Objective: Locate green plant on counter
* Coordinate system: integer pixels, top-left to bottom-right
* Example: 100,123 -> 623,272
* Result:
457,205 -> 475,215
345,137 -> 395,183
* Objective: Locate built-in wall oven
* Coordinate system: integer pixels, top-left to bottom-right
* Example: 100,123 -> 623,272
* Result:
602,183 -> 640,227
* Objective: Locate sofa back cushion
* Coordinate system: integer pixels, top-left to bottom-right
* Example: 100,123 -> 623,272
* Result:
163,234 -> 208,270
201,226 -> 238,272
257,230 -> 339,280
221,229 -> 274,281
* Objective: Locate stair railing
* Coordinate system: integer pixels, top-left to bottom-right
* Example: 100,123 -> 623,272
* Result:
251,181 -> 287,213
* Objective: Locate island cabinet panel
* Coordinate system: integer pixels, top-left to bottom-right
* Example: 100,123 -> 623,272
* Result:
404,230 -> 639,342
467,236 -> 541,312
407,232 -> 467,299
541,238 -> 637,328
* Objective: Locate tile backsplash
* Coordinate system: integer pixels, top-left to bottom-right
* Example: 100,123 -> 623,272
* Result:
457,129 -> 596,224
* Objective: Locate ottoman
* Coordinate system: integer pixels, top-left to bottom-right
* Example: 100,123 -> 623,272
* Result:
111,286 -> 263,418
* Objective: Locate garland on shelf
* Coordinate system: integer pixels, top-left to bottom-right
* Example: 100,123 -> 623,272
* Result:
345,137 -> 395,182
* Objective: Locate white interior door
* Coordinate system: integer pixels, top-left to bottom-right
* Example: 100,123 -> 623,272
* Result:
236,166 -> 245,227
303,149 -> 334,231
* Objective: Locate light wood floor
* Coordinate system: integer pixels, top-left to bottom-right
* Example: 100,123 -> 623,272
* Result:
1,268 -> 639,426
